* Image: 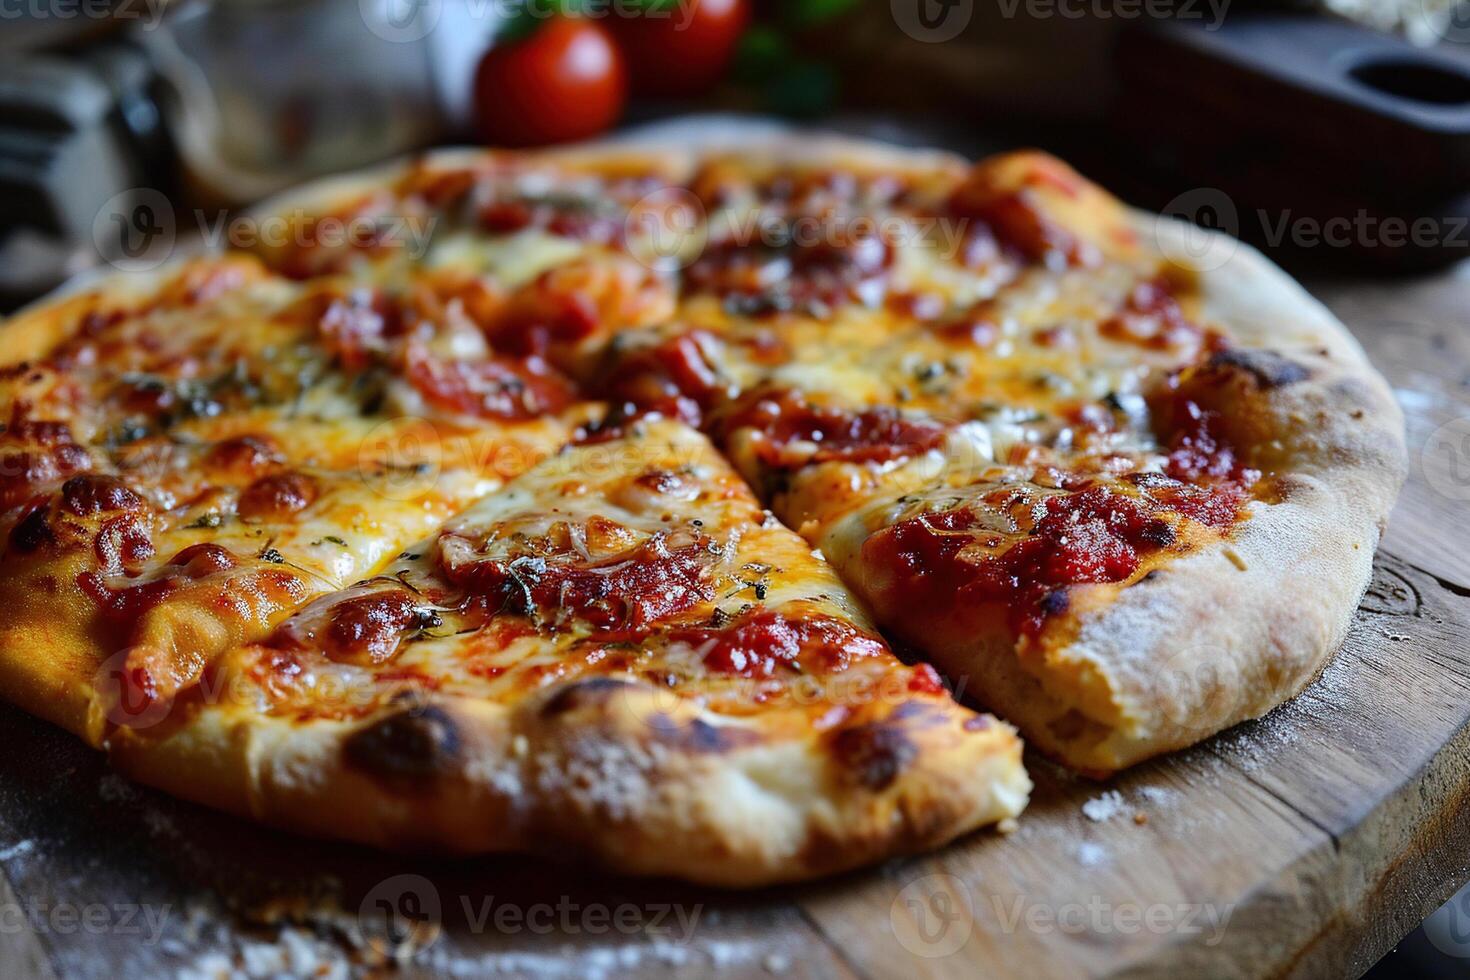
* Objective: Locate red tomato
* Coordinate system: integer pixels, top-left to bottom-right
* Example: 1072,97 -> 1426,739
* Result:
611,0 -> 750,97
474,17 -> 627,147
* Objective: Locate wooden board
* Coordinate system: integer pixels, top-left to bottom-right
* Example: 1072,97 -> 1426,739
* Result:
1,209 -> 1467,980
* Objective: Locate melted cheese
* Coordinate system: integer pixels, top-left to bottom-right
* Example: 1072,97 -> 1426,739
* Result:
0,147 -> 1234,733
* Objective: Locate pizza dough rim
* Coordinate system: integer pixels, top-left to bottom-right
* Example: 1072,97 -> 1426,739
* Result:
1046,214 -> 1407,772
103,677 -> 1029,886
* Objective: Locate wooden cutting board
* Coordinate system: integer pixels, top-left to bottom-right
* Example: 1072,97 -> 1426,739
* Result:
1,183 -> 1467,980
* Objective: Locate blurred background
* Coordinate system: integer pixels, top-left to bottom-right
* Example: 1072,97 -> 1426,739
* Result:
0,1 -> 1468,972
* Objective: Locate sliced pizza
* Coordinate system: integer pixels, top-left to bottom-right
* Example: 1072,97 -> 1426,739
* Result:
0,131 -> 1407,885
99,419 -> 1028,884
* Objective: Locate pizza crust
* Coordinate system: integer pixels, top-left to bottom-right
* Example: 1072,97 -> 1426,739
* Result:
106,675 -> 1027,886
1,259 -> 217,368
1039,218 -> 1405,772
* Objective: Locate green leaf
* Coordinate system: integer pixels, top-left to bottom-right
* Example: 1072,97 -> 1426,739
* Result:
784,0 -> 861,28
497,11 -> 542,43
496,0 -> 568,43
762,59 -> 838,119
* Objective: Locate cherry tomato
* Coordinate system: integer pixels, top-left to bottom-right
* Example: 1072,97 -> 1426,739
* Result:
611,0 -> 750,97
474,17 -> 627,147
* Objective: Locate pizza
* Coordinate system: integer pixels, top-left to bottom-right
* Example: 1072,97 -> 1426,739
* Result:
0,132 -> 1403,884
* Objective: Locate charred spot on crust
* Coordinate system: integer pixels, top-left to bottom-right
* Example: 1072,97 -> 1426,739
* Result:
539,677 -> 636,717
1206,349 -> 1311,389
645,714 -> 760,753
831,722 -> 918,792
343,705 -> 461,786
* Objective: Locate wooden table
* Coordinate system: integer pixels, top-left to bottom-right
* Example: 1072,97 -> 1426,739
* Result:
0,245 -> 1467,980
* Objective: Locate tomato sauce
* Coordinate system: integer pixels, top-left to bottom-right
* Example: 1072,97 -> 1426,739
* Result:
867,469 -> 1249,638
670,607 -> 887,678
451,535 -> 716,633
237,472 -> 317,521
686,222 -> 893,315
599,331 -> 724,427
1100,278 -> 1202,351
77,542 -> 241,626
949,189 -> 1092,268
721,390 -> 948,468
404,346 -> 574,420
322,590 -> 440,664
0,420 -> 91,512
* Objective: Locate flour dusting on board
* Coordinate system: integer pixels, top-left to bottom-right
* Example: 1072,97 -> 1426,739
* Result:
1213,644 -> 1361,772
1081,790 -> 1127,822
174,925 -> 349,980
1075,841 -> 1109,867
1136,785 -> 1176,807
419,935 -> 772,978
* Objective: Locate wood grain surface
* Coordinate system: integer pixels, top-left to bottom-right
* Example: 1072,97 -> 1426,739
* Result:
0,227 -> 1465,980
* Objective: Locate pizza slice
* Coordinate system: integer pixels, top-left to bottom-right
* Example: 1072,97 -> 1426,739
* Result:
816,248 -> 1406,775
89,419 -> 1027,885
